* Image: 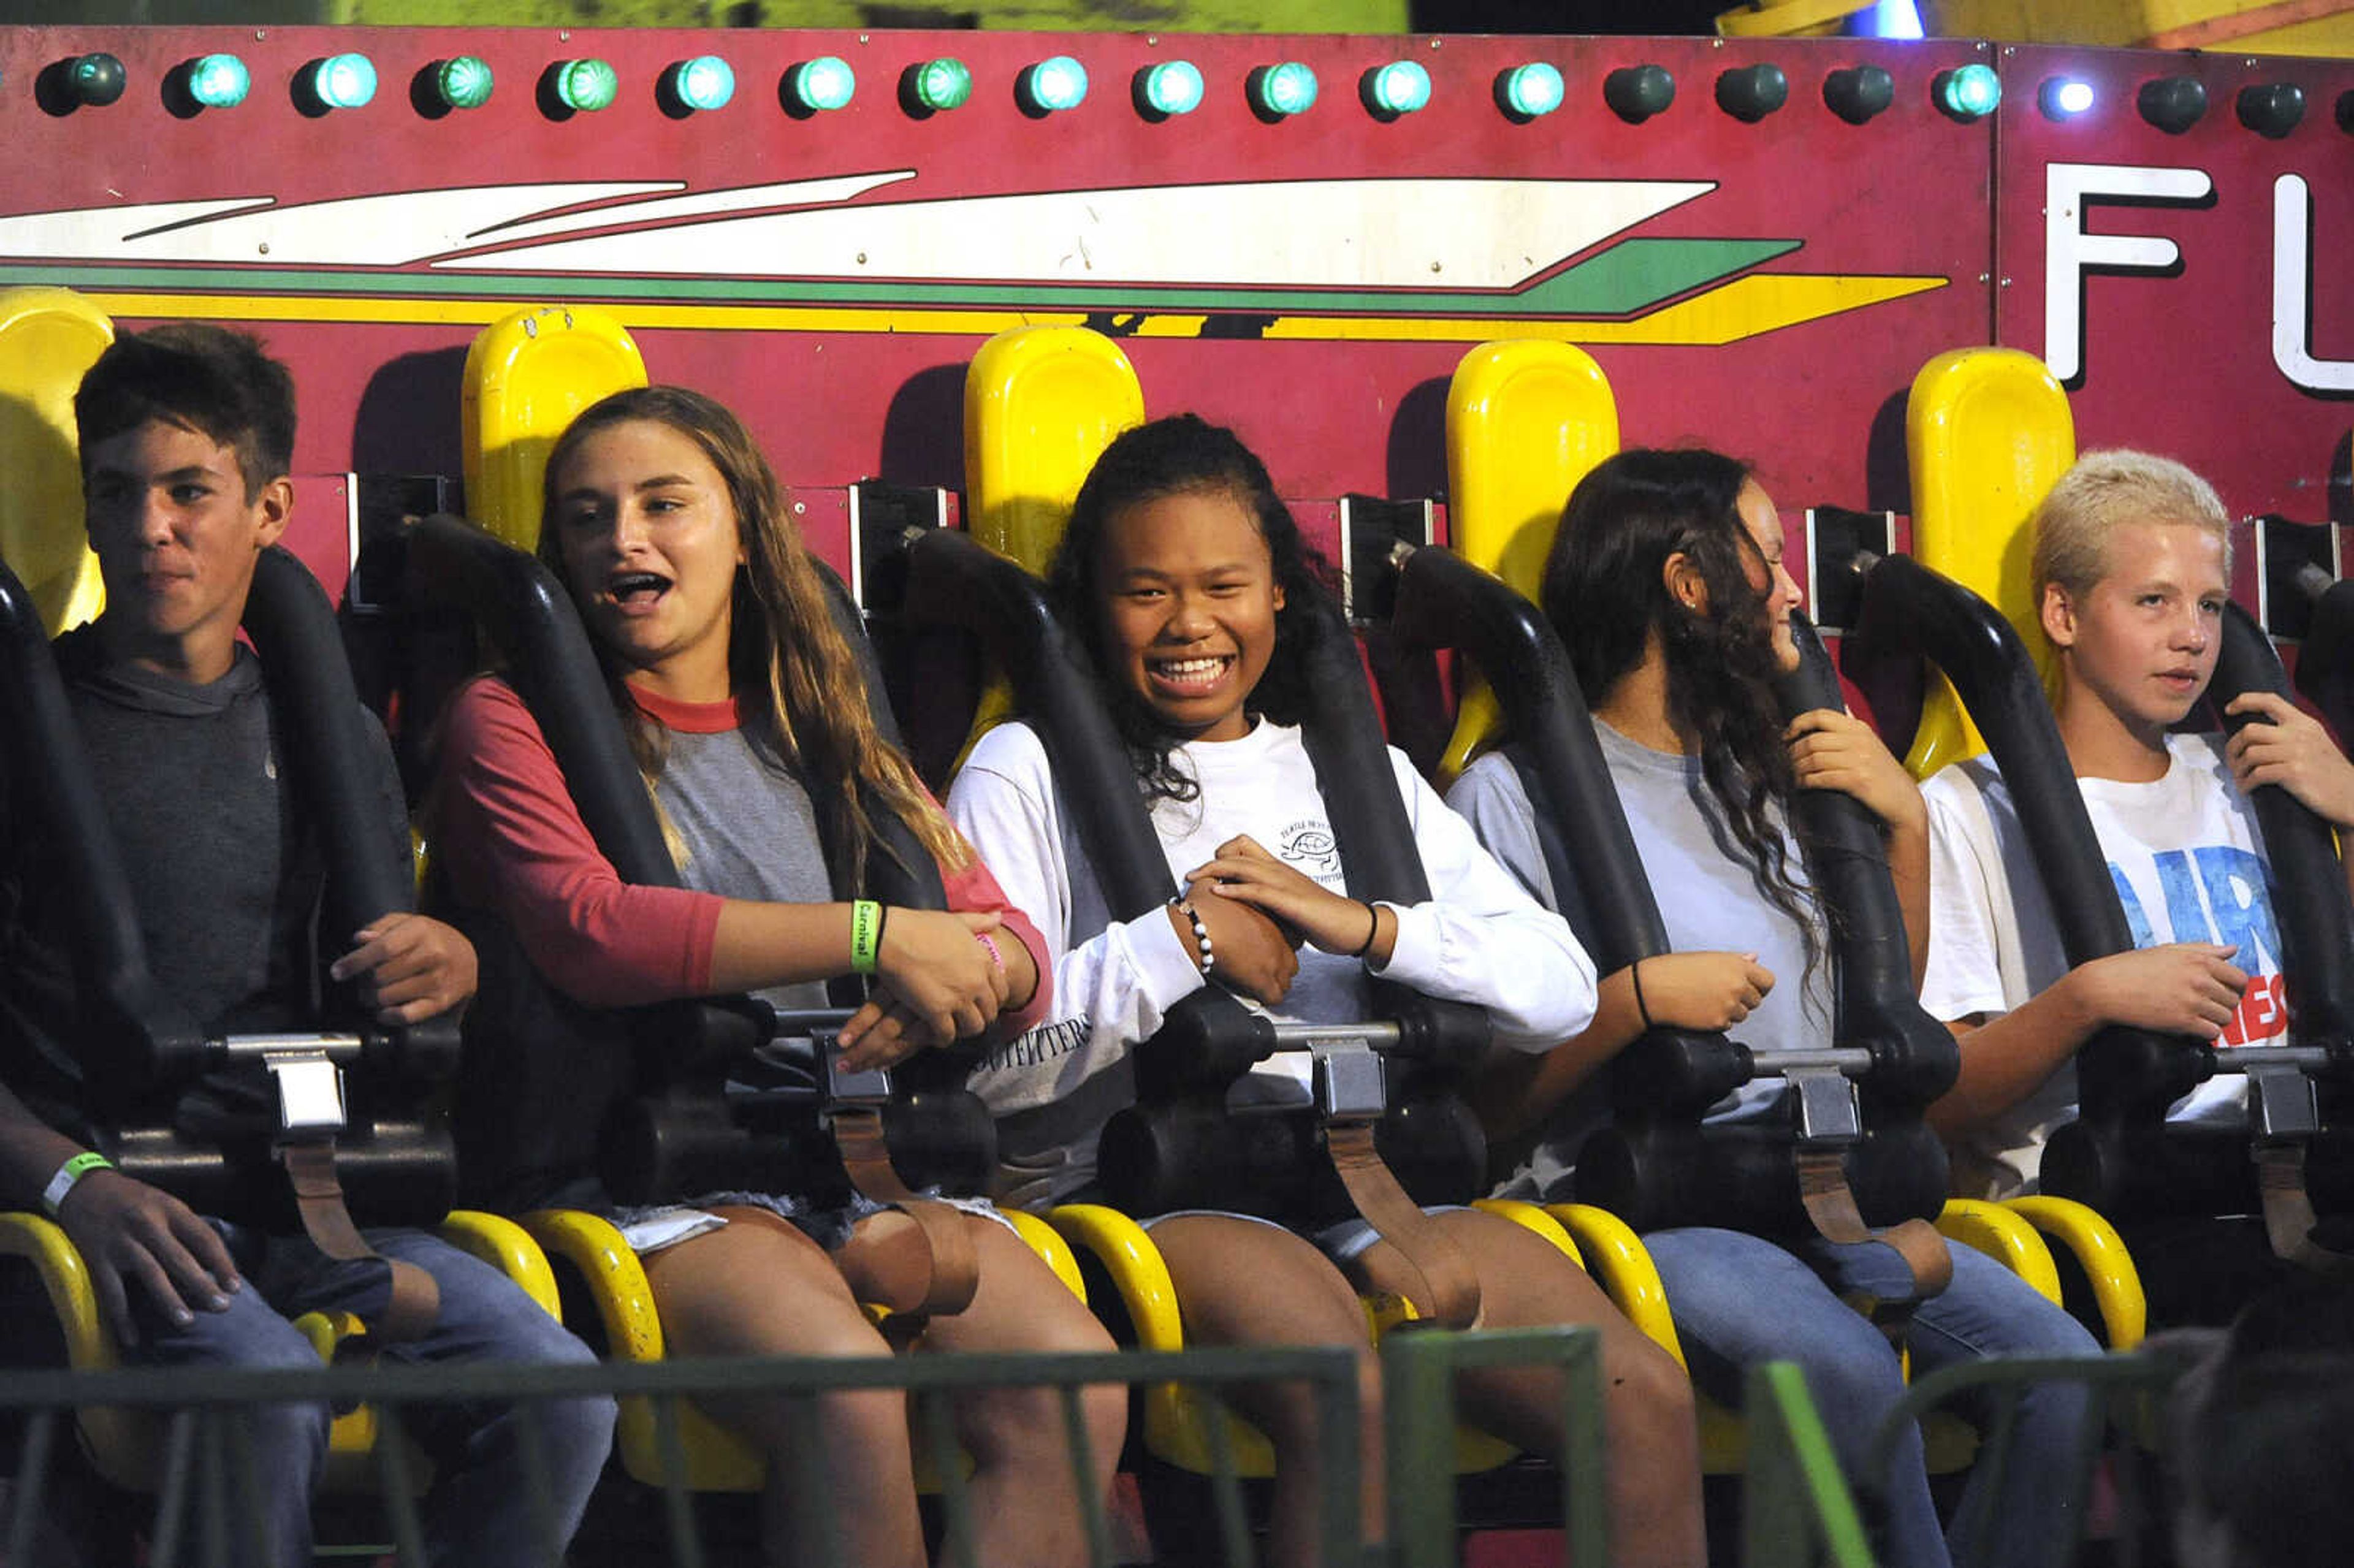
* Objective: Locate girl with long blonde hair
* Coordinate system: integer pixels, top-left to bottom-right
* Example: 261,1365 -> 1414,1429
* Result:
433,385 -> 1123,1568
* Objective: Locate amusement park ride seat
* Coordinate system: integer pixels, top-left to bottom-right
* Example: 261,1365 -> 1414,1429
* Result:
1841,347 -> 2353,1323
1379,338 -> 2146,1475
874,322 -> 1615,1496
395,497 -> 1033,1488
0,536 -> 560,1497
356,302 -> 1083,1491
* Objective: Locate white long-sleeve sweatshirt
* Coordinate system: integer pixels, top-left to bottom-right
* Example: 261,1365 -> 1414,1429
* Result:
946,718 -> 1598,1206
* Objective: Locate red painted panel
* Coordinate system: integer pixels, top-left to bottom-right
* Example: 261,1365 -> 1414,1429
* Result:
1994,43 -> 2354,523
6,25 -> 2348,593
286,472 -> 352,604
0,26 -> 1995,555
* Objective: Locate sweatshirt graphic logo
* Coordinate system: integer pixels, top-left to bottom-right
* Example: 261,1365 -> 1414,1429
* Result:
2111,843 -> 2285,1048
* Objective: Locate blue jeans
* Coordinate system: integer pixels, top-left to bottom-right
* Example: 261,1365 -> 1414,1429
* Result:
130,1224 -> 617,1568
1644,1226 -> 2100,1568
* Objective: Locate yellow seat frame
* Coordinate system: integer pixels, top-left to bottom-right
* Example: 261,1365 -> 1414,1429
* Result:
0,1208 -> 558,1495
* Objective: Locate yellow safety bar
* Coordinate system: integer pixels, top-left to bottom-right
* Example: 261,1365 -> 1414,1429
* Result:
2003,1195 -> 2147,1350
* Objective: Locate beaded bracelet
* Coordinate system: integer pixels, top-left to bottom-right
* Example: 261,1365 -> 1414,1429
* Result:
1171,898 -> 1215,976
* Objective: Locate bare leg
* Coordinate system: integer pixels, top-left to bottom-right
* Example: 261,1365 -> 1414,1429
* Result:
1149,1215 -> 1385,1568
839,1211 -> 1127,1568
642,1208 -> 926,1568
1347,1209 -> 1706,1568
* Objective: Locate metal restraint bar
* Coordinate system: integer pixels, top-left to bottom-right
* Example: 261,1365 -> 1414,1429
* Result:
1265,1021 -> 1482,1328
218,1031 -> 365,1135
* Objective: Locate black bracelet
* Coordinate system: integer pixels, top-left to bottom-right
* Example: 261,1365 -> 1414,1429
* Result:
1172,899 -> 1215,976
1352,900 -> 1381,960
873,902 -> 891,965
1630,957 -> 1654,1032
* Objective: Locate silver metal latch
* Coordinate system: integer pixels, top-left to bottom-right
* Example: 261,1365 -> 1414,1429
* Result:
821,1038 -> 895,1115
1783,1065 -> 1864,1144
265,1051 -> 347,1135
2245,1061 -> 2321,1139
1312,1037 -> 1389,1122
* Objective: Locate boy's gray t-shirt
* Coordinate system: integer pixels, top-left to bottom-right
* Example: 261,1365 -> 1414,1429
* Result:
0,628 -> 410,1139
1450,725 -> 1831,1198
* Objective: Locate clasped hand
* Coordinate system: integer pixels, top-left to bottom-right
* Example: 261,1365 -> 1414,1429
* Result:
836,908 -> 1010,1071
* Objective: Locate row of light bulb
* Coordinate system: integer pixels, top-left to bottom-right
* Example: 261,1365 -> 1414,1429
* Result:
49,48 -> 2347,138
53,49 -> 1463,119
42,48 -> 1933,124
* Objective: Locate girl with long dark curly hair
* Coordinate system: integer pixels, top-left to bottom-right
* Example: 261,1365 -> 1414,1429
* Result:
950,413 -> 1705,1568
1449,446 -> 2101,1568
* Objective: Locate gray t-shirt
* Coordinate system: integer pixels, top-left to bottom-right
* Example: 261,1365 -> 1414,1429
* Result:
0,628 -> 409,1138
1449,725 -> 1832,1198
653,722 -> 836,1015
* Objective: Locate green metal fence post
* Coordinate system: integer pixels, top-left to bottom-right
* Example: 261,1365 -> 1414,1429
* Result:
1742,1361 -> 1875,1568
1381,1325 -> 1606,1568
1381,1330 -> 1457,1567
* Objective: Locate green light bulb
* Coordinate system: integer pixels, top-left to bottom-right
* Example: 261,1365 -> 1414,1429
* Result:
557,58 -> 619,113
436,55 -> 494,110
1935,63 -> 2002,121
71,53 -> 126,106
912,57 -> 970,112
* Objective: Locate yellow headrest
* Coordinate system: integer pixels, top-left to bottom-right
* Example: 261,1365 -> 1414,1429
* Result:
962,326 -> 1145,574
461,306 -> 647,553
1437,340 -> 1619,784
0,288 -> 114,634
1903,347 -> 2076,777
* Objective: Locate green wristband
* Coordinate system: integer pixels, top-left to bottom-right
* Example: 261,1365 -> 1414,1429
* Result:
42,1151 -> 112,1217
850,899 -> 885,975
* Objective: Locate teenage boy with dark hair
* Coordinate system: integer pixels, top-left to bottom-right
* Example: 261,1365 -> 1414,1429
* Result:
1922,449 -> 2354,1199
0,324 -> 614,1565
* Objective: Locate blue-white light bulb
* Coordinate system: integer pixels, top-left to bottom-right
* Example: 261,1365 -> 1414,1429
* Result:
314,53 -> 378,110
1498,63 -> 1563,119
674,55 -> 734,112
1138,60 -> 1203,117
1023,55 -> 1087,113
1364,59 -> 1431,116
189,53 -> 250,108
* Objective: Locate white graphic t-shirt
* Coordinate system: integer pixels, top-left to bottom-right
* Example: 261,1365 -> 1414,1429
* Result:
1921,732 -> 2279,1196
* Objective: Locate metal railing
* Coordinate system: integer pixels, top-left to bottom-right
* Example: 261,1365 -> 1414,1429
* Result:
1867,1349 -> 2203,1568
1,1333 -> 2209,1568
0,1345 -> 1359,1568
1742,1363 -> 1875,1568
1381,1326 -> 1607,1568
